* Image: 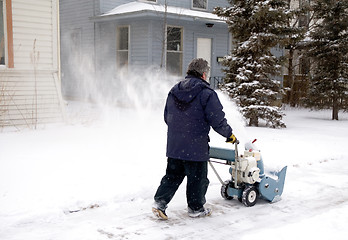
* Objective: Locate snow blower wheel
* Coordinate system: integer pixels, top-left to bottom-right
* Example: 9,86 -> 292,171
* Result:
242,186 -> 258,207
221,180 -> 233,200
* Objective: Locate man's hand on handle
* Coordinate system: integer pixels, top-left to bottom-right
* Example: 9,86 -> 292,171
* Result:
226,134 -> 238,144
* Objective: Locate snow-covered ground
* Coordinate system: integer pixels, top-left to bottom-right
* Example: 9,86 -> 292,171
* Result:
1,94 -> 348,240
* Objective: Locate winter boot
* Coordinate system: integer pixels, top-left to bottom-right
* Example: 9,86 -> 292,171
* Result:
152,207 -> 168,220
152,202 -> 168,220
188,207 -> 212,218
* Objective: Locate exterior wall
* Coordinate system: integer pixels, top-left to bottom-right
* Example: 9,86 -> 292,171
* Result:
184,22 -> 229,77
131,20 -> 150,68
96,0 -> 231,77
0,0 -> 64,128
95,15 -> 229,77
160,0 -> 230,12
95,21 -> 116,74
100,0 -> 129,14
95,19 -> 152,73
59,0 -> 96,99
60,0 -> 232,102
150,19 -> 164,67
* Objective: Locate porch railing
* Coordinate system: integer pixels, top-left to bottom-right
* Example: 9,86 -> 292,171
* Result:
209,76 -> 225,89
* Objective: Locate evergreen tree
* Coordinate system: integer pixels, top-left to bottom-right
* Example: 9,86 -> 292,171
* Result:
305,0 -> 348,120
214,0 -> 292,128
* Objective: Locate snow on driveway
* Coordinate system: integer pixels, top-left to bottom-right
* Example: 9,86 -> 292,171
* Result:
1,101 -> 347,240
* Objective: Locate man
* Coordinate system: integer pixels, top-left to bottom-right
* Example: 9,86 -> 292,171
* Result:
152,58 -> 236,220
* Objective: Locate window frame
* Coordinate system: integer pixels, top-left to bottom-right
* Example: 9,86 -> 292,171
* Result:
116,25 -> 130,69
299,57 -> 310,75
192,0 -> 208,11
166,25 -> 183,76
0,0 -> 13,68
0,0 -> 5,66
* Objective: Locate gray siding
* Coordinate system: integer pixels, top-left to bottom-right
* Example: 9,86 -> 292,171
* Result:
59,0 -> 231,101
150,20 -> 163,67
1,0 -> 64,129
149,17 -> 230,77
96,0 -> 231,76
94,8 -> 230,77
60,0 -> 96,98
207,0 -> 230,11
130,21 -> 150,67
164,0 -> 230,11
181,21 -> 229,77
99,0 -> 131,14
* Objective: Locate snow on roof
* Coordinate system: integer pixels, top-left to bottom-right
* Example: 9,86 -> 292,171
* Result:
101,1 -> 224,22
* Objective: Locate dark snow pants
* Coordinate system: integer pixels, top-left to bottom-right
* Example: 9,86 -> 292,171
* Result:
154,157 -> 209,211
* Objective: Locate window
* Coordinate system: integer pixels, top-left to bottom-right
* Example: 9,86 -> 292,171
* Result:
0,0 -> 13,68
298,0 -> 309,28
166,26 -> 183,75
0,0 -> 5,65
299,13 -> 309,28
192,0 -> 207,10
116,26 -> 129,68
299,57 -> 310,75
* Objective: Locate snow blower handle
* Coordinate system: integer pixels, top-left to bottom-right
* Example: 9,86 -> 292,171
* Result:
226,134 -> 238,144
233,137 -> 240,189
225,134 -> 240,188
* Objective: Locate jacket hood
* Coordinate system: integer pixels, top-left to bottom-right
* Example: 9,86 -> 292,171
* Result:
170,76 -> 210,104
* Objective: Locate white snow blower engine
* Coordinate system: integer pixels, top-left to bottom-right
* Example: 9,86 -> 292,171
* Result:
209,139 -> 287,207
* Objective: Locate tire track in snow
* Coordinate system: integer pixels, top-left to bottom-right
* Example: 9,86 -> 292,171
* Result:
94,157 -> 348,239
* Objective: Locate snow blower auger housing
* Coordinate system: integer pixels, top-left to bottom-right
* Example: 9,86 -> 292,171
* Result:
208,140 -> 287,207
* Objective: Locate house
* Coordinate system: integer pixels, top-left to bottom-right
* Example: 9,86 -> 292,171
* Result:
59,0 -> 231,100
0,0 -> 65,129
283,0 -> 311,106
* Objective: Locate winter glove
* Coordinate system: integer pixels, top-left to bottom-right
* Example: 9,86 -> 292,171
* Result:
226,134 -> 238,144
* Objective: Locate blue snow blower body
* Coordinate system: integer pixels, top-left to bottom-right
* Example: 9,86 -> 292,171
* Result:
209,140 -> 287,207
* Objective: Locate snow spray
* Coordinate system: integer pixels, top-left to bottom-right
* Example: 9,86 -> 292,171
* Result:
216,91 -> 248,147
61,43 -> 247,144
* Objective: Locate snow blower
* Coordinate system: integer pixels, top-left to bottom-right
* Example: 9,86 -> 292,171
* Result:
208,139 -> 287,207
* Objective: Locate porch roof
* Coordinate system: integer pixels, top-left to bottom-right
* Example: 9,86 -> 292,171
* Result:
95,1 -> 225,23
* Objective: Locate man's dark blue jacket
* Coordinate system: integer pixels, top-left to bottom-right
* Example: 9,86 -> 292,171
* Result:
164,76 -> 233,162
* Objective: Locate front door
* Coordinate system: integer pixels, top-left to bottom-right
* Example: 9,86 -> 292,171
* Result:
196,38 -> 212,80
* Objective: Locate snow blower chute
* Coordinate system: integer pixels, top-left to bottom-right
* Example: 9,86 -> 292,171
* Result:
209,139 -> 287,207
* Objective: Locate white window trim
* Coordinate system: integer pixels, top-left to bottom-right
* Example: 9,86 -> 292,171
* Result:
166,25 -> 183,75
192,0 -> 208,11
166,25 -> 183,53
